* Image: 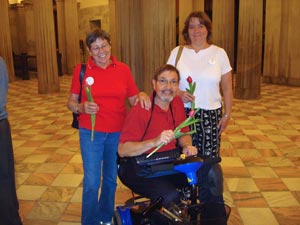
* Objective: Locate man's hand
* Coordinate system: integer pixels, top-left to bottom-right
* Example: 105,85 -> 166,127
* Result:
155,130 -> 175,146
182,145 -> 197,157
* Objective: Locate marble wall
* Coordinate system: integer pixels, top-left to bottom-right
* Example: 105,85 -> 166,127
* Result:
8,2 -> 110,64
78,4 -> 110,62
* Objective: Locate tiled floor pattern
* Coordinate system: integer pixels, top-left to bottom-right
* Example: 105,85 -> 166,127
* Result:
7,75 -> 300,225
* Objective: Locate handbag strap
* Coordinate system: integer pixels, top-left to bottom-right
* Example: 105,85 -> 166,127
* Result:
175,46 -> 183,67
78,63 -> 86,103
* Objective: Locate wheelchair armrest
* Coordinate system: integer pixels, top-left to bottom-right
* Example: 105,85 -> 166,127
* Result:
203,156 -> 222,165
173,156 -> 203,166
173,156 -> 221,166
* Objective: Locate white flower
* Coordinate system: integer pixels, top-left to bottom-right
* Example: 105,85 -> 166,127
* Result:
85,77 -> 94,86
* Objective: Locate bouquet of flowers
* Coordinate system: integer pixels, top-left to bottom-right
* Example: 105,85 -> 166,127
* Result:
85,77 -> 96,141
186,76 -> 196,110
146,109 -> 200,158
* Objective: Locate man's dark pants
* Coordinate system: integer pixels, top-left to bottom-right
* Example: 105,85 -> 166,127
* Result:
0,119 -> 22,225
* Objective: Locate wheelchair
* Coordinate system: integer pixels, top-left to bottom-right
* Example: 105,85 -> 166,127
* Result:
114,156 -> 231,225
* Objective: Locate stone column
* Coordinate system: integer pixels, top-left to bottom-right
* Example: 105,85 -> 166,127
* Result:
23,0 -> 35,55
32,0 -> 60,94
0,0 -> 15,82
193,0 -> 204,12
56,0 -> 67,74
64,0 -> 81,75
235,0 -> 263,99
178,0 -> 204,45
141,0 -> 176,93
112,0 -> 143,90
212,0 -> 235,67
109,0 -> 119,60
113,0 -> 176,93
263,0 -> 300,86
9,3 -> 27,55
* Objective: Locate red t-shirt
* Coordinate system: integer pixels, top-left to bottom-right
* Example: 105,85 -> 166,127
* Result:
70,56 -> 139,132
119,96 -> 189,154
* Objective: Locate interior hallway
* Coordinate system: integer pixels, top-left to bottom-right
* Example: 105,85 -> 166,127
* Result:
7,75 -> 300,225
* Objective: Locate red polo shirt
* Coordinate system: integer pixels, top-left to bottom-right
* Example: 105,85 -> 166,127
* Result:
119,96 -> 189,154
70,56 -> 139,132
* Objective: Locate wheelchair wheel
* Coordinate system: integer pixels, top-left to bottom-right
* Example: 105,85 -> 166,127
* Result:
199,202 -> 231,225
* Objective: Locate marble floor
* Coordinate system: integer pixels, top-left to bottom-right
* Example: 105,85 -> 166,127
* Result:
7,75 -> 300,225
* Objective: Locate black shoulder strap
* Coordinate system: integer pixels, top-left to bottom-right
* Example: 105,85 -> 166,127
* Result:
175,46 -> 183,67
140,92 -> 176,141
79,63 -> 86,84
141,92 -> 156,141
78,64 -> 86,103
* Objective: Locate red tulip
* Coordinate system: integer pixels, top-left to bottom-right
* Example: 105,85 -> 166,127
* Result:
186,76 -> 193,84
188,110 -> 195,117
186,76 -> 196,110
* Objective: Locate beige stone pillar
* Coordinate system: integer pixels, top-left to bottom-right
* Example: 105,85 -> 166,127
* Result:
56,0 -> 67,74
109,0 -> 119,60
141,0 -> 176,93
263,0 -> 300,86
212,0 -> 235,67
64,0 -> 81,75
32,0 -> 60,94
235,0 -> 263,99
23,0 -> 35,55
178,0 -> 204,45
0,0 -> 15,82
193,0 -> 204,12
113,0 -> 176,94
113,0 -> 143,90
9,3 -> 26,55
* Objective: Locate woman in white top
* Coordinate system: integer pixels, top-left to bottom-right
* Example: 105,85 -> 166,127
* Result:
167,11 -> 233,212
167,11 -> 233,158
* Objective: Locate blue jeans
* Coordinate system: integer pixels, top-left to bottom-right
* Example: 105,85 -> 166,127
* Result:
79,128 -> 120,225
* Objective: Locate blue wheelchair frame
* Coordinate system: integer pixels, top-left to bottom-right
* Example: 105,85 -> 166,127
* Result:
115,156 -> 230,225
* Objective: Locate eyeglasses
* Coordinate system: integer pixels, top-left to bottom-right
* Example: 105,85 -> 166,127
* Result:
90,44 -> 110,53
157,79 -> 179,86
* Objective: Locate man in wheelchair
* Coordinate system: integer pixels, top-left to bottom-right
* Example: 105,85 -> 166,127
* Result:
117,64 -> 226,224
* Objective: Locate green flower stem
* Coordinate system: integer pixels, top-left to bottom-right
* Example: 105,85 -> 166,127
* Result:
146,112 -> 200,158
191,102 -> 195,110
146,142 -> 165,158
186,82 -> 196,110
85,86 -> 95,141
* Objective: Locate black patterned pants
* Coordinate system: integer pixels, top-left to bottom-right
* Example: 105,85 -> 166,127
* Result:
185,107 -> 222,158
185,108 -> 225,211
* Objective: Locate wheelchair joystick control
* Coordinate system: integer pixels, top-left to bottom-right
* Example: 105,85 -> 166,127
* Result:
174,157 -> 204,185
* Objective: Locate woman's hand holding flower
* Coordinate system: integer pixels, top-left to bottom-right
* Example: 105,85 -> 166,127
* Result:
84,77 -> 96,141
83,101 -> 99,114
179,91 -> 195,104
